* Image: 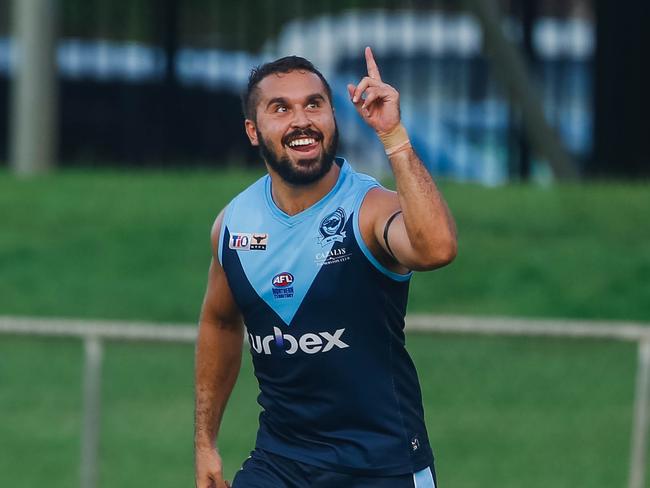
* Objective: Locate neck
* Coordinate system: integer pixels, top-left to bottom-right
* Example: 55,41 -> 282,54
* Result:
267,162 -> 341,216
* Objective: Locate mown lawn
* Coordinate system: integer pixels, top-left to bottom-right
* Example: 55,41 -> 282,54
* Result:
1,169 -> 648,320
1,169 -> 648,487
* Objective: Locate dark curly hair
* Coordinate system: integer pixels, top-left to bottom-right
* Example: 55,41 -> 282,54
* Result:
241,56 -> 333,121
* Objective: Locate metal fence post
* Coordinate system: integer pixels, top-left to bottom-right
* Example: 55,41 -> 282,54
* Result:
9,0 -> 59,175
81,336 -> 103,488
629,338 -> 650,488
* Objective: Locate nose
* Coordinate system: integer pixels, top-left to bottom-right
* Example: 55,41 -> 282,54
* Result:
290,106 -> 311,129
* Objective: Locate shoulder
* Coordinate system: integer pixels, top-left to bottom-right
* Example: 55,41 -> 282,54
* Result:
356,184 -> 407,274
342,163 -> 400,226
228,174 -> 268,212
213,174 -> 268,232
360,185 -> 400,225
210,209 -> 226,259
363,185 -> 398,207
209,174 -> 267,258
344,162 -> 380,191
338,165 -> 383,213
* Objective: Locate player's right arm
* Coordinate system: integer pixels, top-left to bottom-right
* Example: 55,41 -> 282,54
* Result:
195,210 -> 244,488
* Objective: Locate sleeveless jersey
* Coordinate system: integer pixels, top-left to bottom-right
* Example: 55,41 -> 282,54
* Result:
218,158 -> 434,475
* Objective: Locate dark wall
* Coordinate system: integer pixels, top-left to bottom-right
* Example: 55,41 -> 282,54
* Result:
592,0 -> 650,177
0,78 -> 7,159
1,77 -> 258,166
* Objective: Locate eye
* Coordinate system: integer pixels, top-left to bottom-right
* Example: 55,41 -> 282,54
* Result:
307,101 -> 320,109
275,105 -> 288,113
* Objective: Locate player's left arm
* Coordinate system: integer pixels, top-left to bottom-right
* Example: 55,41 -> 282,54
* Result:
349,47 -> 457,271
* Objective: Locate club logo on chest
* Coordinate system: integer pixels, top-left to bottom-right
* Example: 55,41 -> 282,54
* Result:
317,207 -> 347,246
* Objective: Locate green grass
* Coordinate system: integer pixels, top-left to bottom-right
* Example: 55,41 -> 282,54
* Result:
1,169 -> 649,487
0,170 -> 648,320
0,169 -> 264,322
0,335 -> 639,488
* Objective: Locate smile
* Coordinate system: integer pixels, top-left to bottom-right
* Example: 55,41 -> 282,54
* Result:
285,137 -> 321,154
288,138 -> 316,147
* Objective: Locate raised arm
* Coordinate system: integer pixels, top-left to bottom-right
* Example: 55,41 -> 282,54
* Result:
348,47 -> 457,272
195,211 -> 244,488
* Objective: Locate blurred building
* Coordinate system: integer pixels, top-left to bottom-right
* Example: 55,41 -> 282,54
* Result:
0,0 -> 646,182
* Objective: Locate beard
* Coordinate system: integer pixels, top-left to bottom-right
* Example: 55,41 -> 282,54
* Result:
257,124 -> 339,186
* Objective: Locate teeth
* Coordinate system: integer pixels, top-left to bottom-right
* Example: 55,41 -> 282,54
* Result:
288,138 -> 315,147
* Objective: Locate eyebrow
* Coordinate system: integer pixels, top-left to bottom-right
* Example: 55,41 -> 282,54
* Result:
305,93 -> 326,103
266,97 -> 288,110
265,93 -> 327,110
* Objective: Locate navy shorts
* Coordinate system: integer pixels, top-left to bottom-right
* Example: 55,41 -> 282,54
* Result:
231,448 -> 437,488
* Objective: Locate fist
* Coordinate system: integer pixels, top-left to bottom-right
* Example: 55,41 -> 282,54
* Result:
195,446 -> 231,488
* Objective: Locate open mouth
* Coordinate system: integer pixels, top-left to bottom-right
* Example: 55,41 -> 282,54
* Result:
283,131 -> 322,154
286,137 -> 319,153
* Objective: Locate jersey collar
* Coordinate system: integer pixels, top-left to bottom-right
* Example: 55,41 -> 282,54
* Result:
264,157 -> 350,226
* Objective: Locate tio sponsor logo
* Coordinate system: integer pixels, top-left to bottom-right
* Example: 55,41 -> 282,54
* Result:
229,233 -> 250,250
229,232 -> 268,251
249,328 -> 349,355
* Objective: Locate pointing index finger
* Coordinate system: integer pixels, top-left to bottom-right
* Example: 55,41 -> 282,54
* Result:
365,46 -> 382,81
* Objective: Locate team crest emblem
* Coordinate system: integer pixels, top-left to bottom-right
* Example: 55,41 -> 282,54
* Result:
318,208 -> 347,246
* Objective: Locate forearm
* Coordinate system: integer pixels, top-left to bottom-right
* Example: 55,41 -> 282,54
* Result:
388,144 -> 457,260
194,319 -> 243,450
349,47 -> 456,266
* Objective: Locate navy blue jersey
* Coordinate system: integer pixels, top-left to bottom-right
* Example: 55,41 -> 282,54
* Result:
218,158 -> 434,475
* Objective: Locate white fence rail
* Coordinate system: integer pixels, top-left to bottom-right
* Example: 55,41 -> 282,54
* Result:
1,315 -> 649,488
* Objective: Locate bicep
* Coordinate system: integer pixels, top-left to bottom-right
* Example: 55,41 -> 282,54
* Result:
199,257 -> 243,330
199,210 -> 243,332
377,211 -> 418,269
375,207 -> 433,271
359,188 -> 412,273
363,188 -> 439,272
372,196 -> 454,272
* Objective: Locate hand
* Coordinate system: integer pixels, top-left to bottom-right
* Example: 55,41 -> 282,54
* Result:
347,46 -> 401,135
195,446 -> 231,488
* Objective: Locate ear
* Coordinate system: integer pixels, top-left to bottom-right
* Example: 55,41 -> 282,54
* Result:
244,119 -> 259,146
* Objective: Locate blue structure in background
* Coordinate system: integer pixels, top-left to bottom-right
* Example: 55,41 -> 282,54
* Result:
0,10 -> 594,185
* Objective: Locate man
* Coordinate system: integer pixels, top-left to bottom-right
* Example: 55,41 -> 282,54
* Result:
195,47 -> 457,488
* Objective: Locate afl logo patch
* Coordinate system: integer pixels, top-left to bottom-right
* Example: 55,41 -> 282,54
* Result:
318,208 -> 347,246
272,272 -> 294,299
272,272 -> 294,287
